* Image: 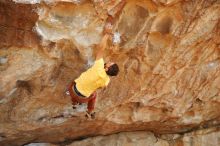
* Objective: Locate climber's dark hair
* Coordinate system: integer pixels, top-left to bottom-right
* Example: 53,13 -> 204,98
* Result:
106,63 -> 119,76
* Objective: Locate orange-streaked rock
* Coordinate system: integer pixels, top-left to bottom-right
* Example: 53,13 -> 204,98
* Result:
0,0 -> 220,145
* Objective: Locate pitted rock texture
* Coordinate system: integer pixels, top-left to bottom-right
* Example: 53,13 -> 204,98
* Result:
0,0 -> 220,145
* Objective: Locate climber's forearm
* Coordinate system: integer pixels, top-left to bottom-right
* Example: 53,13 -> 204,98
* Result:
96,34 -> 109,60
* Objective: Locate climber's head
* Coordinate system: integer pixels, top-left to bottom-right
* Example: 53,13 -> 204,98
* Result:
104,62 -> 119,76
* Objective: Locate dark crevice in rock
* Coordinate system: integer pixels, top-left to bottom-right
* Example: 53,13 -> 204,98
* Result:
16,80 -> 32,94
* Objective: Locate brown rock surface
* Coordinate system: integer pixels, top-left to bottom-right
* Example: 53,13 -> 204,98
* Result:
0,0 -> 220,145
67,128 -> 220,146
25,127 -> 220,146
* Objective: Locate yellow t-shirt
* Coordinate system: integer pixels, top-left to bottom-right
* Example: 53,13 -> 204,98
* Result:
75,58 -> 110,97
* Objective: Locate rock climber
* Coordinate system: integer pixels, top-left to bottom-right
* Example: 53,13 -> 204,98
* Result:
66,30 -> 119,118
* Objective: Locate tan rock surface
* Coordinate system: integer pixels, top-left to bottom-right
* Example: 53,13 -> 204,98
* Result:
24,127 -> 220,146
0,0 -> 220,145
67,128 -> 220,146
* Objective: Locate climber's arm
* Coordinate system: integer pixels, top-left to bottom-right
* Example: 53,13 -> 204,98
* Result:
96,34 -> 109,60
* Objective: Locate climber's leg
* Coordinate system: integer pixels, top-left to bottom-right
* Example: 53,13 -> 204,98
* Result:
71,96 -> 79,106
85,92 -> 97,119
67,81 -> 96,112
87,92 -> 97,113
66,81 -> 80,108
71,99 -> 79,109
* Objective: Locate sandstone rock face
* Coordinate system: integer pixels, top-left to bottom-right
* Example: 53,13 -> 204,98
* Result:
68,128 -> 220,146
25,128 -> 220,146
0,0 -> 220,145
